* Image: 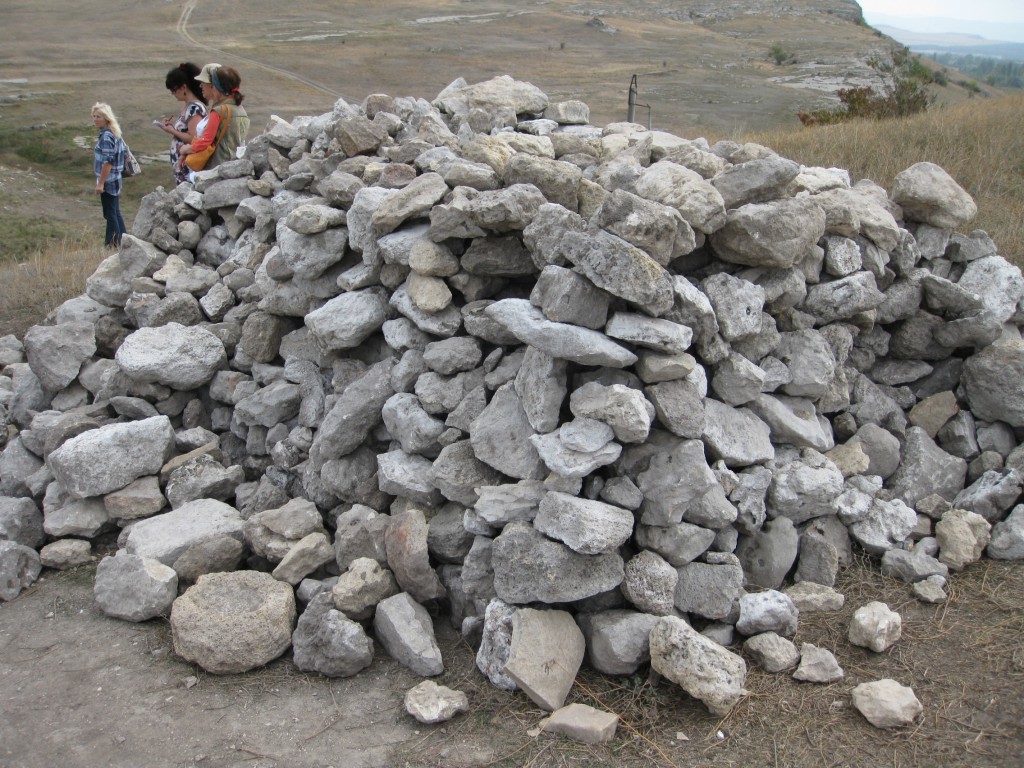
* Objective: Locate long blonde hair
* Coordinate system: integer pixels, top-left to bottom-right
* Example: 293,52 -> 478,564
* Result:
91,102 -> 122,138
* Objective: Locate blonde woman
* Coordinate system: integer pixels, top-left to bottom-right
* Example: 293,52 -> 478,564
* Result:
91,102 -> 127,246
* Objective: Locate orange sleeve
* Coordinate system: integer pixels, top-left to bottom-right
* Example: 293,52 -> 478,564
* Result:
190,110 -> 222,153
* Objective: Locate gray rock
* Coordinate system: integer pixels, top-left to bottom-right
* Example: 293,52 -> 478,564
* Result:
115,323 -> 226,390
373,592 -> 443,676
273,532 -> 335,586
711,197 -> 825,269
0,496 -> 44,549
621,549 -> 678,615
23,322 -> 96,394
674,560 -> 744,621
953,469 -> 1024,523
649,615 -> 748,716
385,508 -> 446,603
891,162 -> 977,229
634,521 -> 716,568
540,703 -> 619,745
331,557 -> 400,620
529,265 -> 609,329
492,521 -> 624,604
292,592 -> 374,677
305,289 -> 389,351
0,540 -> 42,601
38,538 -> 93,570
245,498 -> 326,563
888,427 -> 968,509
784,581 -> 845,613
935,508 -> 991,571
469,382 -> 545,480
792,643 -> 844,683
701,399 -> 774,468
333,504 -> 390,570
744,632 -> 800,673
533,492 -> 634,555
47,416 -> 174,500
475,598 -> 518,690
404,680 -> 470,724
171,535 -> 245,583
632,160 -> 727,234
711,154 -> 800,209
594,188 -> 695,265
577,609 -> 660,675
42,493 -> 109,539
852,679 -> 923,728
376,450 -> 440,512
736,516 -> 798,590
165,455 -> 245,510
125,498 -> 244,567
748,394 -> 834,452
484,299 -> 636,368
961,341 -> 1024,428
736,590 -> 799,637
94,551 -> 178,622
767,449 -> 844,525
988,505 -> 1024,560
310,359 -> 394,464
880,547 -> 948,583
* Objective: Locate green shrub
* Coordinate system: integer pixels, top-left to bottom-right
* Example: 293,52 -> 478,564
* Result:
770,43 -> 790,65
798,47 -> 934,125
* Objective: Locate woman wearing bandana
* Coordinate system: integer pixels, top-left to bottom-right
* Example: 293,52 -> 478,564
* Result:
178,64 -> 250,173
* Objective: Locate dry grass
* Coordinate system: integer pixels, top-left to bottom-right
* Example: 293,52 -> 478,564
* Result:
742,94 -> 1024,266
392,558 -> 1024,768
0,236 -> 107,338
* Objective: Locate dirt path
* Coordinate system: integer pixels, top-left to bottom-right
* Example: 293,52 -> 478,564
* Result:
174,0 -> 348,101
0,565 -> 442,768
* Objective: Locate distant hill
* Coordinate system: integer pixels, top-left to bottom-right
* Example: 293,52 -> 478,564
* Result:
876,24 -> 1024,63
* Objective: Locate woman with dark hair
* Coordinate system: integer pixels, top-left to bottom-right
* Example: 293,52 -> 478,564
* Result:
157,62 -> 208,184
91,102 -> 127,247
179,64 -> 250,173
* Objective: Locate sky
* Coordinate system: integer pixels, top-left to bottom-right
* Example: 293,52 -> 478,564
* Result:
858,0 -> 1024,42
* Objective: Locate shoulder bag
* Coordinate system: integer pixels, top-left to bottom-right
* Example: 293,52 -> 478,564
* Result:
185,105 -> 232,172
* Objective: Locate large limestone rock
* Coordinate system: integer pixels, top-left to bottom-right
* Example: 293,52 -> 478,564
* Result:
47,416 -> 175,500
649,615 -> 748,716
891,162 -> 977,229
115,323 -> 227,390
503,607 -> 585,711
171,571 -> 296,674
124,499 -> 245,567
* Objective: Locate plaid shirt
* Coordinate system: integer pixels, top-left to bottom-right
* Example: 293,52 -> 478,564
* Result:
94,127 -> 125,195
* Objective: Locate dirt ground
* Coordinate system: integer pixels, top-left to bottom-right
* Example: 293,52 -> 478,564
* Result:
2,549 -> 1022,768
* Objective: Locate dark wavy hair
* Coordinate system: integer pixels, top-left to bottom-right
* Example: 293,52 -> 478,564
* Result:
165,62 -> 205,104
214,66 -> 245,106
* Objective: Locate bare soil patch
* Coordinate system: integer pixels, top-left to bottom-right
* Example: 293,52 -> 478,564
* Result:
2,553 -> 1021,768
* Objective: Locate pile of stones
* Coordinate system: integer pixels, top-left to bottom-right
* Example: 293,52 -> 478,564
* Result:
2,75 -> 1024,727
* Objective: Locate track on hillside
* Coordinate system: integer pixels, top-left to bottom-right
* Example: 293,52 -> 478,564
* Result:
176,0 -> 349,102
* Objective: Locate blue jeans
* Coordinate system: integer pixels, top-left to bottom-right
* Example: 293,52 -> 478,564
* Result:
100,191 -> 126,246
